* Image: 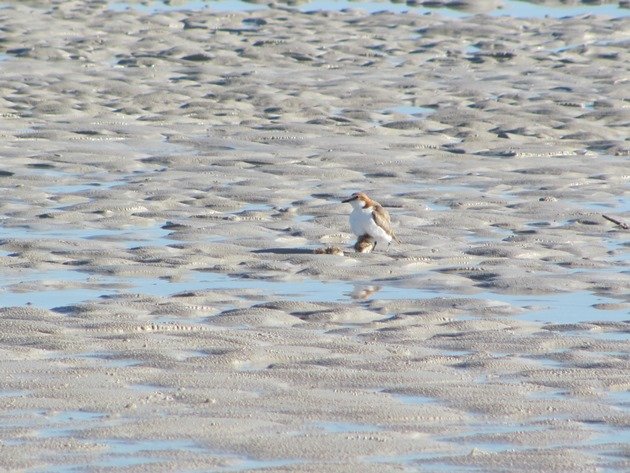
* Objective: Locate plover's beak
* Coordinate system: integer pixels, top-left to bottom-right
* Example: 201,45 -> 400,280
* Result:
342,195 -> 357,203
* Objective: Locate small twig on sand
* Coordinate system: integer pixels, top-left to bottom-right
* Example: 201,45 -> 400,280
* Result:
602,214 -> 629,230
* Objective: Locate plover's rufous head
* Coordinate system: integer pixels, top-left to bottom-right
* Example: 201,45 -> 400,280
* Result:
342,192 -> 371,208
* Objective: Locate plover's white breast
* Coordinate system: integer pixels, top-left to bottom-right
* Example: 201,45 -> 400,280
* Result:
350,207 -> 392,244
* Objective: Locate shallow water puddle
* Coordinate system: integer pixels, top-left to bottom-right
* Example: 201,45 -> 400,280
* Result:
1,224 -> 174,247
390,392 -> 440,406
0,409 -> 110,441
606,390 -> 630,412
567,198 -> 630,214
103,438 -> 206,455
2,286 -> 116,309
494,1 -> 629,18
488,291 -> 629,324
238,203 -> 274,213
3,260 -> 627,325
606,236 -> 629,253
442,422 -> 548,454
54,439 -> 209,471
51,352 -> 145,368
313,421 -> 382,433
0,389 -> 28,398
365,451 -> 469,470
96,443 -> 301,472
217,457 -> 303,472
1,265 -> 352,309
588,423 -> 630,448
367,415 -> 628,469
382,105 -> 435,118
39,411 -> 108,439
106,0 -> 630,18
293,213 -> 315,223
128,383 -> 177,393
45,180 -> 128,196
559,330 -> 630,342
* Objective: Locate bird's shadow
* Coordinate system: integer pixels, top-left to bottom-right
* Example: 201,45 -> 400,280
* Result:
252,248 -> 316,255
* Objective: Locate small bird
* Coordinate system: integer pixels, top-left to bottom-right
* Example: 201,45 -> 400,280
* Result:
342,192 -> 400,251
354,234 -> 375,253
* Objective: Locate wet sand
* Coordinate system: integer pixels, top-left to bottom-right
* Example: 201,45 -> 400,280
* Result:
0,1 -> 629,471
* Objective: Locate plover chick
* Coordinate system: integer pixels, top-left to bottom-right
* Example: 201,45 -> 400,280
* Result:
342,192 -> 400,251
354,234 -> 375,253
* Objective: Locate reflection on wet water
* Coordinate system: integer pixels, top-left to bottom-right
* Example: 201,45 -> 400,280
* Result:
349,284 -> 381,300
1,203 -> 627,325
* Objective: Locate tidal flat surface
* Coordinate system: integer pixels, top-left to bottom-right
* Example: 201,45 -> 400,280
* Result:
0,1 -> 628,471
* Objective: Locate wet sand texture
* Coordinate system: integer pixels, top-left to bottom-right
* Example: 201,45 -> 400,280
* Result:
0,2 -> 629,472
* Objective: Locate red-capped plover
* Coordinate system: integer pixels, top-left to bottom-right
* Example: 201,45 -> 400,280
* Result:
342,192 -> 400,252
